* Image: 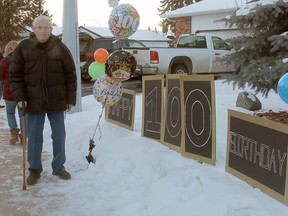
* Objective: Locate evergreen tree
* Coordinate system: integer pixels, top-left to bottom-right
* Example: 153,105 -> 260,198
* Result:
24,0 -> 52,27
0,0 -> 52,50
0,0 -> 29,49
221,0 -> 288,96
158,0 -> 202,33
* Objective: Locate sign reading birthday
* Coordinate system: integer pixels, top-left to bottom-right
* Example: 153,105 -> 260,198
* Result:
226,109 -> 288,206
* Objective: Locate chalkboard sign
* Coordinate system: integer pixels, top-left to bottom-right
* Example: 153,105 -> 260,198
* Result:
180,75 -> 216,165
142,75 -> 164,140
226,109 -> 288,206
161,74 -> 185,152
106,88 -> 135,131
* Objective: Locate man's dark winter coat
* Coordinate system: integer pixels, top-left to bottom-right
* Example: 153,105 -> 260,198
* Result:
9,33 -> 77,114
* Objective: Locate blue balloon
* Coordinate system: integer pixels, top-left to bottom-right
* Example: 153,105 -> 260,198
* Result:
277,72 -> 288,104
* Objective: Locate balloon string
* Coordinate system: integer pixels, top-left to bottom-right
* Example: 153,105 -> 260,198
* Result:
91,87 -> 110,140
92,102 -> 105,140
87,81 -> 115,164
86,100 -> 106,164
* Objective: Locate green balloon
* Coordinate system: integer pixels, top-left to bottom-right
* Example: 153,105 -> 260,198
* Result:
88,61 -> 105,79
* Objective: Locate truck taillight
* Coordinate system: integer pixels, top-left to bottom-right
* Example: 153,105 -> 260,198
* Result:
86,53 -> 94,62
150,51 -> 159,64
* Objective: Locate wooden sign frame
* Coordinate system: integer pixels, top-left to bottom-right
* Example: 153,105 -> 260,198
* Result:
226,109 -> 288,206
180,75 -> 216,165
161,74 -> 185,152
142,75 -> 164,141
105,88 -> 136,131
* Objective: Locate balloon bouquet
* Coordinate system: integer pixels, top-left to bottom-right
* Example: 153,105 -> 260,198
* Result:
86,1 -> 139,164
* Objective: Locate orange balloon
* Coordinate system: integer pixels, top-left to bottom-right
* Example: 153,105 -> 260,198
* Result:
94,48 -> 109,63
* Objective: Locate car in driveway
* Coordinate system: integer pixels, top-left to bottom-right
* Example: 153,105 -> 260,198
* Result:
80,37 -> 147,82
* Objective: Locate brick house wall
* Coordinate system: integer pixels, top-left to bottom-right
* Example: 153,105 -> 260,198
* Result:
175,16 -> 192,41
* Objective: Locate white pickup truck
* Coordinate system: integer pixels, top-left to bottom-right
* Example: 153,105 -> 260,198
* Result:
124,33 -> 234,77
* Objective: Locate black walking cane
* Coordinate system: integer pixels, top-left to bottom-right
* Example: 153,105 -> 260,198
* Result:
21,102 -> 27,190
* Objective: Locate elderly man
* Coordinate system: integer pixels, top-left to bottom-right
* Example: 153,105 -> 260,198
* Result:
9,15 -> 77,185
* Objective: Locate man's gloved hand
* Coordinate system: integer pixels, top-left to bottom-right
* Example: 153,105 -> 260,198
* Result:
17,101 -> 27,108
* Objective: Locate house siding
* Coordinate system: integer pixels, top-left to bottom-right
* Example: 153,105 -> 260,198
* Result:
192,13 -> 242,39
174,13 -> 242,40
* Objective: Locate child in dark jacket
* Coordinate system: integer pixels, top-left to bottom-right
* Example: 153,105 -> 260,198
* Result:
0,41 -> 22,144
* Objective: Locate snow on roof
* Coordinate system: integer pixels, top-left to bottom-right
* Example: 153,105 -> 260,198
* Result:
79,26 -> 113,37
236,0 -> 288,16
130,29 -> 171,41
161,0 -> 246,18
25,26 -> 171,42
25,26 -> 63,36
80,26 -> 171,42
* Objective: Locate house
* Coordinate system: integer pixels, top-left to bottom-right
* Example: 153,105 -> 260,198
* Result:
23,26 -> 171,47
78,26 -> 171,47
21,26 -> 63,38
161,0 -> 247,40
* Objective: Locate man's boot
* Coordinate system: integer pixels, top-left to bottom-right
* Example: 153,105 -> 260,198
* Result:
10,130 -> 19,144
26,171 -> 41,185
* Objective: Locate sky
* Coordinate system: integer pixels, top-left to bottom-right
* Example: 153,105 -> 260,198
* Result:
1,79 -> 288,215
44,0 -> 162,30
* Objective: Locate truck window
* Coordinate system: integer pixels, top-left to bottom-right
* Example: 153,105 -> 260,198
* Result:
91,40 -> 113,53
79,40 -> 89,53
113,40 -> 128,50
177,35 -> 207,48
212,36 -> 231,50
127,41 -> 146,48
79,39 -> 91,62
112,40 -> 146,50
195,37 -> 207,48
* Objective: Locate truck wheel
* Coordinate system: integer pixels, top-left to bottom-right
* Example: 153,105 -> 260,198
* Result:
172,65 -> 188,74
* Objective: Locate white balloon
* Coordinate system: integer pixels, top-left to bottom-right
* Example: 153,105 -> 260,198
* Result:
93,75 -> 123,107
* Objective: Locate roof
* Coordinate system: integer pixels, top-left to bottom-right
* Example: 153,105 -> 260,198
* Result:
161,0 -> 246,18
25,26 -> 63,36
79,26 -> 171,42
51,26 -> 63,36
24,26 -> 171,42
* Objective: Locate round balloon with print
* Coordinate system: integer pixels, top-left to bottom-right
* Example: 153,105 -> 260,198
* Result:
93,75 -> 123,107
108,3 -> 140,39
105,50 -> 137,82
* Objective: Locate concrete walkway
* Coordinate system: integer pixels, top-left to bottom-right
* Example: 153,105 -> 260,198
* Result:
0,104 -> 32,215
0,83 -> 97,215
0,104 -> 58,216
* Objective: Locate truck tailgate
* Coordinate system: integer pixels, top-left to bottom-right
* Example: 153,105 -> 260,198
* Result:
123,47 -> 158,75
123,47 -> 151,66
